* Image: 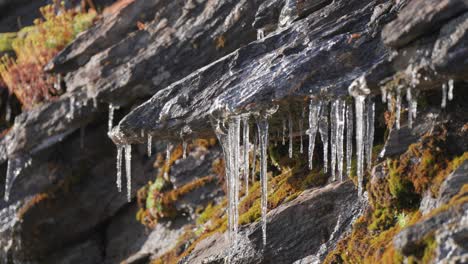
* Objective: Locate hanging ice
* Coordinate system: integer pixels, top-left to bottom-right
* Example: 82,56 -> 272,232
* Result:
395,87 -> 402,129
257,116 -> 269,246
448,79 -> 454,101
242,116 -> 250,193
67,97 -> 75,120
164,143 -> 173,181
147,134 -> 152,157
441,83 -> 447,108
92,96 -> 98,108
365,99 -> 375,170
354,95 -> 366,195
381,87 -> 387,103
299,108 -> 304,154
406,87 -> 413,129
182,140 -> 188,159
330,101 -> 337,180
346,103 -> 353,178
124,144 -> 132,202
257,29 -> 265,40
251,129 -> 258,183
108,104 -> 115,133
308,99 -> 322,170
228,116 -> 241,248
4,155 -> 32,202
282,118 -> 286,146
319,103 -> 329,173
288,113 -> 293,158
116,145 -> 123,192
349,75 -> 370,196
336,100 -> 346,181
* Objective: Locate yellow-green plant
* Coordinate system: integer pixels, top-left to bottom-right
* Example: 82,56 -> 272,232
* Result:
0,3 -> 96,110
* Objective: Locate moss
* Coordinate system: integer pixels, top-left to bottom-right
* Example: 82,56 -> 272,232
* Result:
0,33 -> 17,53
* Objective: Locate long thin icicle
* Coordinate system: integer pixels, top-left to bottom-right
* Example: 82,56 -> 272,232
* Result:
354,95 -> 366,196
395,87 -> 402,130
116,145 -> 123,192
308,99 -> 322,170
448,79 -> 454,101
330,101 -> 337,180
336,100 -> 346,181
251,129 -> 258,183
346,102 -> 353,178
407,87 -> 413,129
282,118 -> 286,145
228,117 -> 241,248
319,103 -> 329,173
257,116 -> 269,247
147,134 -> 152,157
108,104 -> 115,133
182,140 -> 188,159
299,108 -> 304,154
242,116 -> 250,194
164,143 -> 173,181
124,144 -> 132,202
441,83 -> 447,108
288,112 -> 293,158
365,98 -> 375,170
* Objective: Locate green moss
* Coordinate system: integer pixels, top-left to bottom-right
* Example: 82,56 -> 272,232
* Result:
0,33 -> 17,53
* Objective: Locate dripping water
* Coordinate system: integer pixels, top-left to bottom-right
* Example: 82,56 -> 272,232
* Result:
448,79 -> 454,101
441,83 -> 447,108
124,144 -> 132,202
108,104 -> 115,133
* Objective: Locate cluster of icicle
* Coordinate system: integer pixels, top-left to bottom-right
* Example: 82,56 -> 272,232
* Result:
212,114 -> 270,256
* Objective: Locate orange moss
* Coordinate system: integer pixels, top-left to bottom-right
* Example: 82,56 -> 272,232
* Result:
17,193 -> 49,219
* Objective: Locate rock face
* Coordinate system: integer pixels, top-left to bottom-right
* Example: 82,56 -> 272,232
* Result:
0,0 -> 467,263
183,181 -> 367,264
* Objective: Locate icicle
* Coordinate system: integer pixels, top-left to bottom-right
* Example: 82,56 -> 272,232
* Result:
387,92 -> 393,112
441,83 -> 447,108
354,95 -> 366,196
108,104 -> 115,133
308,99 -> 322,170
5,94 -> 11,123
213,121 -> 234,249
330,101 -> 337,180
288,112 -> 293,158
147,134 -> 152,157
365,99 -> 375,170
92,96 -> 98,108
116,145 -> 123,192
257,29 -> 265,40
282,118 -> 286,145
70,97 -> 75,119
299,108 -> 304,154
448,79 -> 454,101
4,156 -> 32,202
182,140 -> 188,159
319,103 -> 329,173
407,87 -> 413,129
228,116 -> 241,248
336,100 -> 346,181
346,102 -> 353,178
381,87 -> 387,103
242,116 -> 250,194
395,87 -> 402,130
164,143 -> 173,181
80,126 -> 85,149
257,116 -> 269,247
251,129 -> 258,183
124,144 -> 132,202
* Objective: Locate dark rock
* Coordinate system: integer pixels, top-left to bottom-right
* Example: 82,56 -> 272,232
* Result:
382,0 -> 468,49
183,181 -> 367,263
44,235 -> 104,264
437,160 -> 468,207
112,0 -> 395,144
